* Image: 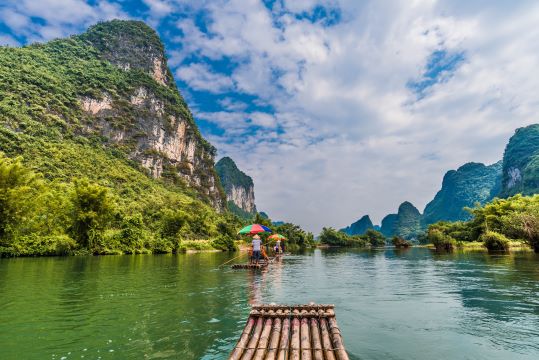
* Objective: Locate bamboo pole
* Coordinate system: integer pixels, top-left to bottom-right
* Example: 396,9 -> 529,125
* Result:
319,318 -> 336,360
300,317 -> 312,360
253,318 -> 273,360
241,317 -> 264,360
328,317 -> 349,360
289,317 -> 300,360
230,317 -> 256,360
264,317 -> 281,360
310,318 -> 324,360
276,317 -> 290,360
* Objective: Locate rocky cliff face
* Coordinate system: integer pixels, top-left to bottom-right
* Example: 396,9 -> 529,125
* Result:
501,124 -> 539,197
215,157 -> 257,216
76,21 -> 224,209
341,215 -> 374,236
423,161 -> 502,225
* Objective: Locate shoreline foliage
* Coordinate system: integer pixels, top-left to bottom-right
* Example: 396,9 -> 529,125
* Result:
426,194 -> 539,252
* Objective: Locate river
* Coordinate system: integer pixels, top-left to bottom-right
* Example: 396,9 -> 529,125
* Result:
1,248 -> 538,359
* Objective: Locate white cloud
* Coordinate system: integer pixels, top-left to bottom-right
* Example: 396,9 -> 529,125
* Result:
0,34 -> 20,46
176,63 -> 234,93
174,0 -> 539,233
0,0 -> 128,42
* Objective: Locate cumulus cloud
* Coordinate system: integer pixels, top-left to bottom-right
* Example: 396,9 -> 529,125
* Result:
176,62 -> 235,93
170,0 -> 539,232
0,0 -> 127,42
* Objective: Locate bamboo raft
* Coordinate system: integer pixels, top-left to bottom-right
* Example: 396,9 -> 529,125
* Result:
229,304 -> 349,360
232,262 -> 269,269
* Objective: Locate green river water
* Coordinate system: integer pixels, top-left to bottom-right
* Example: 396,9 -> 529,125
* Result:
1,248 -> 538,359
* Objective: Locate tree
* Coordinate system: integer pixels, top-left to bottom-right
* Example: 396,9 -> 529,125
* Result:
362,229 -> 386,247
70,179 -> 115,249
0,155 -> 40,241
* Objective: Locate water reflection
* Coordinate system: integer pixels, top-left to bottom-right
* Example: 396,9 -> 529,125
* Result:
1,249 -> 538,359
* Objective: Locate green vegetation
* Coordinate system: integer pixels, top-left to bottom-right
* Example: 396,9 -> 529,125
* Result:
0,153 -> 243,256
426,194 -> 539,252
501,124 -> 539,196
423,162 -> 502,224
0,20 -> 246,256
480,231 -> 510,251
393,201 -> 422,239
319,227 -> 386,248
392,236 -> 410,248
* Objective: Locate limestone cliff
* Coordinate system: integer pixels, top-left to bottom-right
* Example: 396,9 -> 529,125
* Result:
75,20 -> 224,209
215,157 -> 257,217
423,161 -> 502,225
501,124 -> 539,197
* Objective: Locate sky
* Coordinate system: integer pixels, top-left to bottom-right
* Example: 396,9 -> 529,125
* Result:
1,0 -> 539,233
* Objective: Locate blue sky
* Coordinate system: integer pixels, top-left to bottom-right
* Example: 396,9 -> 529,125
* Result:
2,0 -> 539,232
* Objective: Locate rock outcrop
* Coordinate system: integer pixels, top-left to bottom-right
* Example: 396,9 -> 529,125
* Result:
423,161 -> 502,225
341,215 -> 374,236
215,157 -> 257,217
501,124 -> 539,197
75,20 -> 224,209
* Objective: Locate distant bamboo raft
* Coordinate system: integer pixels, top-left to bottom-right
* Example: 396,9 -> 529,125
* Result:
231,258 -> 275,269
229,304 -> 349,360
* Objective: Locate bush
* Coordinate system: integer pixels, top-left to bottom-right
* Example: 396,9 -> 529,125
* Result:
1,234 -> 77,256
211,235 -> 237,251
319,227 -> 368,247
480,231 -> 510,251
392,236 -> 410,248
363,229 -> 386,247
69,179 -> 116,249
428,229 -> 457,251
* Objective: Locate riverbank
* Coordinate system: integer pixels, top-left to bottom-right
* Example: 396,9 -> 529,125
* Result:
420,240 -> 533,251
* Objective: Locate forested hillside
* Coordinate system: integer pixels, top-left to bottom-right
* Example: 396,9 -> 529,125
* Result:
0,20 -> 241,256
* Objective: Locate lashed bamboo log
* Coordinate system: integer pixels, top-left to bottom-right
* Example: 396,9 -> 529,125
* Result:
300,317 -> 312,360
328,317 -> 349,360
230,316 -> 256,360
310,318 -> 324,360
289,317 -> 301,360
319,318 -> 336,360
253,318 -> 273,360
276,318 -> 290,360
264,317 -> 281,360
241,317 -> 264,360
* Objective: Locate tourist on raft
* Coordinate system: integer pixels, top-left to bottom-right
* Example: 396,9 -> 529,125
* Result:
251,234 -> 262,265
274,239 -> 282,254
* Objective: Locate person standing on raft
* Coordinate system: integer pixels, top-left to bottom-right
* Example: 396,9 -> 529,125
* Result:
252,234 -> 262,265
